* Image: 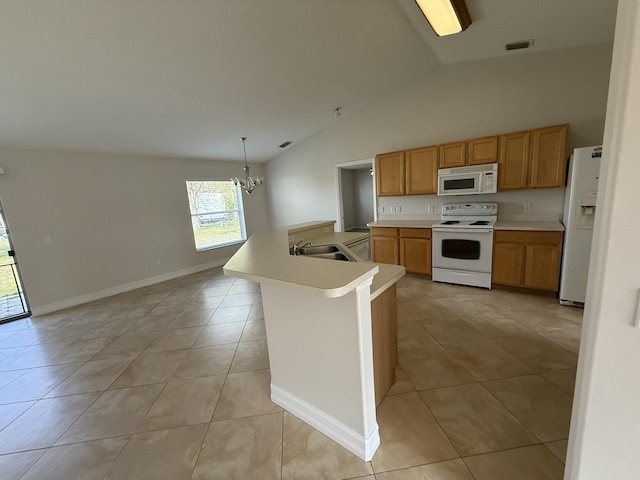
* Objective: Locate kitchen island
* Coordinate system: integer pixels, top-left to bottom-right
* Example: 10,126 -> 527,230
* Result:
223,221 -> 405,461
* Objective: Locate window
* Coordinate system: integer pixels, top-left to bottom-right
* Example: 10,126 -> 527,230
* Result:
186,180 -> 247,251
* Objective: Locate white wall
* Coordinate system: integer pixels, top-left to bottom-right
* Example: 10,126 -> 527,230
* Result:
0,147 -> 270,312
266,43 -> 613,227
378,188 -> 566,221
566,1 -> 640,478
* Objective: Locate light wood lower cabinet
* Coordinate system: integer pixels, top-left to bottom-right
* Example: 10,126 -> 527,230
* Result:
399,228 -> 431,275
371,284 -> 397,406
372,227 -> 431,274
371,227 -> 399,265
492,230 -> 563,291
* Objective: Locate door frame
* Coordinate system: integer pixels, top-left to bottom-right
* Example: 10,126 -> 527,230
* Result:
0,200 -> 31,323
335,158 -> 376,233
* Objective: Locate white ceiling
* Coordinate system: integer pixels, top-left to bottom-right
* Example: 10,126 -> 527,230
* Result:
0,0 -> 617,163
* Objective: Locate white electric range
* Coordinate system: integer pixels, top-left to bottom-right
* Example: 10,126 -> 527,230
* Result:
431,202 -> 498,289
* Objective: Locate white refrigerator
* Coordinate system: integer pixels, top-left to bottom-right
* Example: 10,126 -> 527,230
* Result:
559,145 -> 602,306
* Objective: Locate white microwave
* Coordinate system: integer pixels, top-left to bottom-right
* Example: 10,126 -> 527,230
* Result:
437,163 -> 498,196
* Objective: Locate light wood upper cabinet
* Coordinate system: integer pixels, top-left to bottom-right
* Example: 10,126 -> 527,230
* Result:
439,141 -> 466,168
439,136 -> 498,168
375,123 -> 568,195
376,151 -> 405,196
405,146 -> 438,195
468,136 -> 499,165
498,124 -> 568,191
499,131 -> 531,190
376,146 -> 438,196
530,124 -> 569,188
492,230 -> 563,291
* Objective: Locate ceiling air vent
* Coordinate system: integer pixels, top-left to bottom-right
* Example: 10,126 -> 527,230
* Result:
279,141 -> 292,148
505,40 -> 534,51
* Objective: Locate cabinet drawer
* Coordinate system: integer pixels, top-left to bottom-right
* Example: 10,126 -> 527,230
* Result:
494,230 -> 563,245
399,228 -> 431,239
371,227 -> 398,237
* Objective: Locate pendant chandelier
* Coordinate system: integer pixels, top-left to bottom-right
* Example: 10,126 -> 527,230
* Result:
232,136 -> 263,195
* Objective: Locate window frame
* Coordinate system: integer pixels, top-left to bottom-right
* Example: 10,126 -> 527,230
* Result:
186,180 -> 247,252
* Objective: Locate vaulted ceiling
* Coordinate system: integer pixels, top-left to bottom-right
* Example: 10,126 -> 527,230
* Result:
0,0 -> 617,162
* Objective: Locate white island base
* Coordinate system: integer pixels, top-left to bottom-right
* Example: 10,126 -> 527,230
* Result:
262,279 -> 379,460
223,221 -> 404,461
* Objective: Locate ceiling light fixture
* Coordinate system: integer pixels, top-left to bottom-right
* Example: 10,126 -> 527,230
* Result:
414,0 -> 472,37
232,137 -> 263,195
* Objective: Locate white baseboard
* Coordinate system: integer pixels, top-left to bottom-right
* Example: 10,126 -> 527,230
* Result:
271,383 -> 380,461
31,258 -> 230,316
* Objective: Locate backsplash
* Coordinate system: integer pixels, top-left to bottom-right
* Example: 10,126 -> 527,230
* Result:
376,188 -> 565,222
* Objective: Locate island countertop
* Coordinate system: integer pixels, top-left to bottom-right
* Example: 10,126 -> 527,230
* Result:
223,221 -> 405,299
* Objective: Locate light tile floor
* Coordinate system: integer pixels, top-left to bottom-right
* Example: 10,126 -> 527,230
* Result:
0,269 -> 582,479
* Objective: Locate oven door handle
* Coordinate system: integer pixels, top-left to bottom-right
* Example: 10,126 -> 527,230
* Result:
432,228 -> 493,234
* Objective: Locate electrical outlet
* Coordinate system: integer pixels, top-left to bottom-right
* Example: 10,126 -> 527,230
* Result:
157,258 -> 164,264
523,202 -> 531,212
395,205 -> 401,213
427,204 -> 434,213
43,235 -> 52,244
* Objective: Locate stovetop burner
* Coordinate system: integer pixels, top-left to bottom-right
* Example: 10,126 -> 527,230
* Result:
433,202 -> 499,230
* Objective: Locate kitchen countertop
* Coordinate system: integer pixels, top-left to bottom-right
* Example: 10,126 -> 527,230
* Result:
367,219 -> 564,231
494,220 -> 565,231
224,222 -> 405,300
368,220 -> 439,228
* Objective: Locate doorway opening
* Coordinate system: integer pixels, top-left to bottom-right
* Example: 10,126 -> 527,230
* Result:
0,202 -> 30,323
336,159 -> 376,233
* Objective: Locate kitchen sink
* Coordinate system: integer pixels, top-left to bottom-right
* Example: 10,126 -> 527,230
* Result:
304,252 -> 353,261
291,244 -> 356,262
300,244 -> 340,255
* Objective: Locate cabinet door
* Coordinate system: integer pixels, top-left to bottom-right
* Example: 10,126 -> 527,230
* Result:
376,151 -> 405,196
439,141 -> 466,168
530,124 -> 569,188
371,284 -> 397,406
499,131 -> 530,190
400,237 -> 431,274
405,146 -> 438,195
468,136 -> 499,165
524,244 -> 562,291
372,236 -> 399,265
492,242 -> 525,286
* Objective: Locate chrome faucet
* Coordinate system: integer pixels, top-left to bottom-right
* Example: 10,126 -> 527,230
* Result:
290,240 -> 312,255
